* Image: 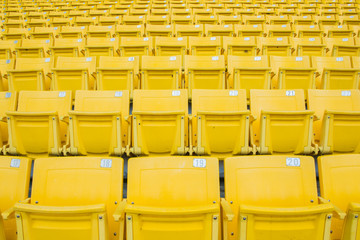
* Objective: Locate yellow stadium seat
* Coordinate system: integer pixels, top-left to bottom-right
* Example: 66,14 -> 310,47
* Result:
74,16 -> 97,27
250,89 -> 316,154
195,15 -> 218,25
191,89 -> 252,157
223,36 -> 257,56
350,25 -> 360,37
7,57 -> 51,91
15,39 -> 51,58
131,90 -> 188,156
218,15 -> 242,25
185,55 -> 226,99
88,10 -> 107,18
154,36 -> 187,57
171,15 -> 193,25
270,56 -> 316,91
312,56 -> 360,89
3,20 -> 25,29
308,89 -> 360,154
291,15 -> 315,25
224,155 -> 335,240
52,57 -> 96,95
315,16 -> 339,26
147,15 -> 170,25
30,27 -> 59,40
0,92 -> 17,154
243,15 -> 266,25
322,25 -> 353,38
189,36 -> 221,55
119,37 -> 153,58
258,37 -> 292,56
235,24 -> 264,37
97,56 -> 139,98
264,24 -> 294,37
122,15 -> 146,25
0,59 -> 14,91
175,24 -> 204,37
295,25 -> 323,37
204,24 -> 234,37
0,156 -> 31,240
58,26 -> 85,39
290,37 -> 326,56
115,25 -> 145,37
87,25 -> 115,38
141,55 -> 182,89
49,38 -> 85,63
267,15 -> 291,25
146,24 -> 173,37
151,9 -> 170,16
67,91 -> 130,156
49,17 -> 72,27
228,55 -> 271,99
6,91 -> 71,156
340,15 -> 360,25
325,37 -> 360,56
85,37 -> 119,65
115,156 -> 221,240
318,154 -> 360,240
2,28 -> 29,40
3,157 -> 124,240
98,16 -> 121,26
0,40 -> 20,59
27,19 -> 47,28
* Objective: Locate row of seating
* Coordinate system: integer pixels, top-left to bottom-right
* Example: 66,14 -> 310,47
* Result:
1,55 -> 360,94
0,89 -> 359,157
0,154 -> 359,240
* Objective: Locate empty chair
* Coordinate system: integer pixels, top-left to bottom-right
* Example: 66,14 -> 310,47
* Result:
295,25 -> 323,37
322,25 -> 353,38
223,155 -> 335,240
0,40 -> 20,59
3,157 -> 123,240
147,15 -> 170,25
191,89 -> 252,158
270,56 -> 316,91
223,37 -> 257,56
324,37 -> 360,56
50,17 -> 72,27
131,90 -> 188,156
0,92 -> 17,154
74,17 -> 97,27
175,24 -> 204,37
115,25 -> 145,37
146,24 -> 173,37
243,15 -> 266,25
267,15 -> 291,25
205,24 -> 234,37
318,154 -> 360,240
250,89 -> 316,154
258,37 -> 292,56
290,37 -> 326,56
49,38 -> 85,63
15,39 -> 51,58
195,15 -> 218,25
2,28 -> 29,40
7,58 -> 52,91
141,56 -> 182,89
58,26 -> 85,39
154,37 -> 187,57
189,36 -> 221,55
171,15 -> 193,25
308,89 -> 360,154
6,91 -> 71,156
52,57 -> 96,95
84,37 -> 119,65
291,15 -> 315,25
30,27 -> 59,40
0,157 -> 31,240
235,24 -> 264,37
312,56 -> 360,89
67,91 -> 130,156
315,16 -> 339,26
98,16 -> 121,26
185,55 -> 226,99
86,25 -> 115,38
228,56 -> 271,99
264,24 -> 294,37
119,37 -> 153,58
122,15 -> 146,25
115,156 -> 222,240
97,56 -> 139,98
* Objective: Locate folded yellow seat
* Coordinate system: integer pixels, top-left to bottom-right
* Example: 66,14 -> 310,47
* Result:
85,37 -> 119,66
294,24 -> 323,37
146,24 -> 173,37
154,36 -> 188,57
324,37 -> 360,56
119,37 -> 153,59
115,156 -> 222,240
191,89 -> 253,157
267,15 -> 291,25
15,39 -> 51,58
205,24 -> 234,37
147,15 -> 170,25
258,36 -> 292,56
290,37 -> 327,56
0,40 -> 20,59
6,91 -> 71,156
98,16 -> 121,26
0,156 -> 31,240
171,15 -> 193,25
86,25 -> 115,38
250,89 -> 316,154
322,25 -> 354,38
175,24 -> 204,37
49,38 -> 85,65
115,24 -> 145,37
291,15 -> 316,25
223,36 -> 257,56
67,90 -> 130,156
3,157 -> 124,240
223,155 -> 336,240
308,89 -> 360,154
189,36 -> 221,55
131,89 -> 188,156
122,15 -> 146,25
29,26 -> 59,40
2,28 -> 30,40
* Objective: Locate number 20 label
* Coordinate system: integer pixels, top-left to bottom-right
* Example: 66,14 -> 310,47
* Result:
286,158 -> 301,167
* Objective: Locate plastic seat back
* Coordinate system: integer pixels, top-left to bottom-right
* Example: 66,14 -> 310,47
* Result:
85,37 -> 118,65
0,92 -> 17,153
189,36 -> 222,55
0,157 -> 31,240
258,36 -> 292,56
16,39 -> 51,58
115,25 -> 144,37
225,155 -> 332,240
223,36 -> 257,56
14,157 -> 123,240
0,40 -> 20,59
175,24 -> 204,37
154,36 -> 187,56
290,37 -> 326,56
325,37 -> 360,56
119,37 -> 153,58
146,24 -> 173,37
0,59 -> 14,91
131,90 -> 188,155
126,156 -> 220,240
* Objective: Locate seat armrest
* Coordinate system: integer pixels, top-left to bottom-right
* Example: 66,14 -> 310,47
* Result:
318,197 -> 346,220
2,198 -> 30,220
221,198 -> 234,221
113,199 -> 127,222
